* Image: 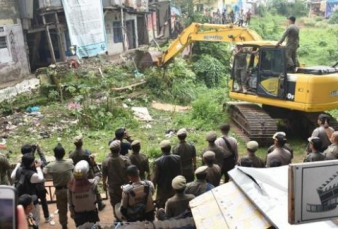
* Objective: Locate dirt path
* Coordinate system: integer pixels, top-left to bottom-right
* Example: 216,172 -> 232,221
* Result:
40,199 -> 114,229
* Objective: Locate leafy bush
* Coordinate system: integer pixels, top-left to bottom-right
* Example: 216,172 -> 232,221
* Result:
329,9 -> 338,24
268,0 -> 308,17
193,54 -> 226,88
302,18 -> 316,27
144,58 -> 197,105
315,21 -> 328,28
76,99 -> 139,130
174,88 -> 229,130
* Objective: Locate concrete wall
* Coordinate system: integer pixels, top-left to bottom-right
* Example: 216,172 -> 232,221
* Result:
105,11 -> 138,55
0,0 -> 30,84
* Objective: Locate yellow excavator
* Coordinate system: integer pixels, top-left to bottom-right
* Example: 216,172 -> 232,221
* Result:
140,23 -> 338,143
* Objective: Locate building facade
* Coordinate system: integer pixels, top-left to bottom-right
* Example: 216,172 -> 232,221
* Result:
0,0 -> 30,85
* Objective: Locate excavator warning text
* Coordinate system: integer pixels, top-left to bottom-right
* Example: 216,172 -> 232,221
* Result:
203,36 -> 223,40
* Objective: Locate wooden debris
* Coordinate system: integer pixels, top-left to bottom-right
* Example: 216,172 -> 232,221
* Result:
111,80 -> 147,92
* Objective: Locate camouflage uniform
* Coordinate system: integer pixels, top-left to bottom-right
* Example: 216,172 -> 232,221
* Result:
278,24 -> 299,68
0,153 -> 10,185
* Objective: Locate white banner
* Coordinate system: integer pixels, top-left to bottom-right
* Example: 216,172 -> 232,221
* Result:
62,0 -> 107,58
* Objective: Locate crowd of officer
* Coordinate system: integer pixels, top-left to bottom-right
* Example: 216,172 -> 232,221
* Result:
1,114 -> 338,228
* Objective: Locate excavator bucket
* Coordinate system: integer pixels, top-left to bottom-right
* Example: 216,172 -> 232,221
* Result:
138,51 -> 163,69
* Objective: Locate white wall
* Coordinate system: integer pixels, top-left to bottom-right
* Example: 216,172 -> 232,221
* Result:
105,11 -> 138,56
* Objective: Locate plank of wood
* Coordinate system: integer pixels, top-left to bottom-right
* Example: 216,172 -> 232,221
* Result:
111,80 -> 146,92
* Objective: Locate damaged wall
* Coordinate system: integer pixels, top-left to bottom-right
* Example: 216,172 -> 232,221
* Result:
0,0 -> 30,84
105,11 -> 139,55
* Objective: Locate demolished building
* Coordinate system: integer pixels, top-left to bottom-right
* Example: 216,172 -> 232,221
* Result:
0,0 -> 172,84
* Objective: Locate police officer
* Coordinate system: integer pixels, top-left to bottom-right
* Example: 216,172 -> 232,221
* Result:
304,137 -> 325,162
157,175 -> 195,220
310,114 -> 334,152
324,131 -> 338,160
172,128 -> 197,182
202,131 -> 226,180
0,152 -> 10,185
266,133 -> 292,167
152,140 -> 182,208
267,132 -> 293,158
43,143 -> 74,229
276,16 -> 299,71
239,141 -> 265,168
102,140 -> 131,220
69,135 -> 106,211
215,125 -> 239,183
68,160 -> 100,227
117,165 -> 155,222
203,151 -> 221,187
128,140 -> 150,180
185,166 -> 214,197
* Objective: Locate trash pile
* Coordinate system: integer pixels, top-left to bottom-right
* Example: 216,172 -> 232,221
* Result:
0,106 -> 78,140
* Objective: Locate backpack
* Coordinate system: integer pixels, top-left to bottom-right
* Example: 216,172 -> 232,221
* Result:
14,167 -> 35,197
126,181 -> 150,221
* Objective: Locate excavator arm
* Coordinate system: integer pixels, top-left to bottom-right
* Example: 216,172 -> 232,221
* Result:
140,23 -> 262,68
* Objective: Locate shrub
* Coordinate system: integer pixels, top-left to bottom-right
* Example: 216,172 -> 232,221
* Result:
193,54 -> 226,88
329,9 -> 338,24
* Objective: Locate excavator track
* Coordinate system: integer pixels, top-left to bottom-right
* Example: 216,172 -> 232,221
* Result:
228,102 -> 277,145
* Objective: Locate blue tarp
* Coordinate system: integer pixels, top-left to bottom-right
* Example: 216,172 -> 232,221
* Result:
326,0 -> 338,18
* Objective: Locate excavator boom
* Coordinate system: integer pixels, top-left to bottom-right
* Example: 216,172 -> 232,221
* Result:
139,23 -> 262,68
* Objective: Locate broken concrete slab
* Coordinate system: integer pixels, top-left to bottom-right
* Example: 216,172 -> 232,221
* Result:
131,107 -> 153,121
0,78 -> 40,103
151,101 -> 191,112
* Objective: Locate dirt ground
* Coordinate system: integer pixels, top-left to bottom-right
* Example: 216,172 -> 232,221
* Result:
40,199 -> 114,229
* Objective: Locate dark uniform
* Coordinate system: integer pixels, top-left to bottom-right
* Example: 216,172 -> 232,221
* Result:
202,146 -> 225,172
240,155 -> 265,168
215,134 -> 238,182
102,151 -> 131,215
68,160 -> 100,227
172,141 -> 196,182
206,165 -> 222,187
0,153 -> 10,185
324,144 -> 338,160
311,126 -> 334,152
185,180 -> 213,197
277,17 -> 299,69
129,153 -> 150,180
266,148 -> 292,167
304,151 -> 325,162
152,141 -> 182,208
43,158 -> 74,229
164,176 -> 194,218
165,193 -> 195,218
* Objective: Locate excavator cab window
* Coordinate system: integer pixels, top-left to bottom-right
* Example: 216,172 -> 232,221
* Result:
256,47 -> 287,99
